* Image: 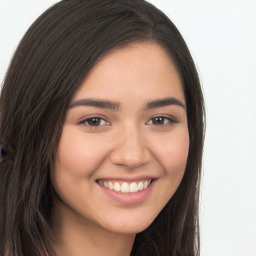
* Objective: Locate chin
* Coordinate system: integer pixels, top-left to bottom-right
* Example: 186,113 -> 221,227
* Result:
97,211 -> 157,235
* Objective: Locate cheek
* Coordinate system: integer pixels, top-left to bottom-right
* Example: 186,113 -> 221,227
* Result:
145,127 -> 189,215
152,127 -> 189,178
55,125 -> 109,176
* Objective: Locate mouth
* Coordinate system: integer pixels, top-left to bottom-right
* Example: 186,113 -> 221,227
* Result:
96,179 -> 153,193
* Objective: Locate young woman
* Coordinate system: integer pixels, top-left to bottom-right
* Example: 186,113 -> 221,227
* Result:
0,0 -> 205,255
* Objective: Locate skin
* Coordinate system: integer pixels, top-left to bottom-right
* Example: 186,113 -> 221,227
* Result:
50,42 -> 189,256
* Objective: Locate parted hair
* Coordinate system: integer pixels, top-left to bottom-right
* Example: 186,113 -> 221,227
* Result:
0,0 -> 205,255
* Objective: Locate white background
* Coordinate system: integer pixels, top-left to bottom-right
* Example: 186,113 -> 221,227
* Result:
0,1 -> 255,255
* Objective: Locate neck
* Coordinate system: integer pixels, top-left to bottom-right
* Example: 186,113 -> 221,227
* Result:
50,197 -> 135,256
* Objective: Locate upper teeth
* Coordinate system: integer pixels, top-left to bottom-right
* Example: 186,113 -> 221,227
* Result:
98,180 -> 152,193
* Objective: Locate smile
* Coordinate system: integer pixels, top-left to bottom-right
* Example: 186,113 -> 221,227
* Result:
97,179 -> 152,193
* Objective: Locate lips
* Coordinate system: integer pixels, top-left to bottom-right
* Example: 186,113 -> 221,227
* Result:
97,179 -> 152,193
96,176 -> 156,204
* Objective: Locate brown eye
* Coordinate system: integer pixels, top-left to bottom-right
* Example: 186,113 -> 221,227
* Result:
87,118 -> 101,126
147,116 -> 177,126
152,117 -> 165,125
81,117 -> 110,127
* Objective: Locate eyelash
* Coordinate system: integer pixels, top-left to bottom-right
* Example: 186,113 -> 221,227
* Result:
146,116 -> 177,126
79,115 -> 177,128
78,116 -> 110,127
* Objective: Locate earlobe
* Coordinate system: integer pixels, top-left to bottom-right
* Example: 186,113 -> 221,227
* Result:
0,138 -> 14,163
0,144 -> 6,162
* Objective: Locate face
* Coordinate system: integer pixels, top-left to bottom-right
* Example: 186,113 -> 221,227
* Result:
51,42 -> 189,235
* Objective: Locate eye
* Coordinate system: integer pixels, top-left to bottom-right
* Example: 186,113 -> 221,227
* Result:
79,117 -> 110,127
147,116 -> 177,126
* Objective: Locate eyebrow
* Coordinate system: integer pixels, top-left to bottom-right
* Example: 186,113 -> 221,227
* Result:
144,97 -> 185,110
69,98 -> 120,111
69,97 -> 185,111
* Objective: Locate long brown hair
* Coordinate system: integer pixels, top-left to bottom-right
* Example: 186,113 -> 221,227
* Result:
0,0 -> 205,255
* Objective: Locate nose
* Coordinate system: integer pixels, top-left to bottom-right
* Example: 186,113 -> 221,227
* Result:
110,127 -> 150,169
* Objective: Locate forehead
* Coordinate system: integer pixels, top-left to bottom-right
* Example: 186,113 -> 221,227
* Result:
73,42 -> 185,105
